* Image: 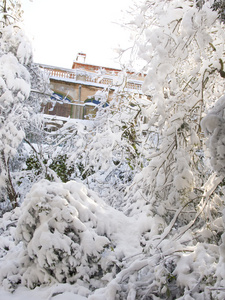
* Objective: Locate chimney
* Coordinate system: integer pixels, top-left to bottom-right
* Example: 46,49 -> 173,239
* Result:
76,52 -> 86,63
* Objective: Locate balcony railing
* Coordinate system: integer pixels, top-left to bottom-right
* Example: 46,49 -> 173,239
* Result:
40,65 -> 142,91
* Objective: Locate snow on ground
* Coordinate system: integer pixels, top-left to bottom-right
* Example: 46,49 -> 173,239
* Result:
0,285 -> 87,300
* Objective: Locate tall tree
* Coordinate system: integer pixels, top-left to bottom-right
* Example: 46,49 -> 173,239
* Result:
0,0 -> 50,212
125,0 -> 225,215
88,0 -> 225,298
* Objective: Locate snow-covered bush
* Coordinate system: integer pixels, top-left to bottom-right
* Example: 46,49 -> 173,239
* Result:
13,179 -> 114,289
0,178 -> 142,294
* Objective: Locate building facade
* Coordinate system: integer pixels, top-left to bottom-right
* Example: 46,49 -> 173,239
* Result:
40,53 -> 144,120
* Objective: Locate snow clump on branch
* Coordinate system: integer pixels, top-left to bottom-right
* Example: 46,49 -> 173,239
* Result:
201,95 -> 225,175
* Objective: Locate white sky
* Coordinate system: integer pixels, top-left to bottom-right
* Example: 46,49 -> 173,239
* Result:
21,0 -> 134,69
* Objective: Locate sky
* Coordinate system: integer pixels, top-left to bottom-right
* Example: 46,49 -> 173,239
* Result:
21,0 -> 135,69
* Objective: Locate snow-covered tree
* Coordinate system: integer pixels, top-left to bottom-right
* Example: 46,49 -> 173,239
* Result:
0,0 -> 50,212
124,0 -> 225,215
88,0 -> 225,298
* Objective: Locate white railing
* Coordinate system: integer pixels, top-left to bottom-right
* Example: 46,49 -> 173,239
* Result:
40,65 -> 142,91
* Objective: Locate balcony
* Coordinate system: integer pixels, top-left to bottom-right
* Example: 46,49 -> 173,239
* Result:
39,64 -> 142,91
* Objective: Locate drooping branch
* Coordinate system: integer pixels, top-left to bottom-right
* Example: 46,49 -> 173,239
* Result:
173,173 -> 224,241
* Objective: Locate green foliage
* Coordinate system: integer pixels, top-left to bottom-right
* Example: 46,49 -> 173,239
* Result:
24,154 -> 75,183
76,160 -> 94,180
212,0 -> 225,22
25,156 -> 42,176
48,155 -> 74,182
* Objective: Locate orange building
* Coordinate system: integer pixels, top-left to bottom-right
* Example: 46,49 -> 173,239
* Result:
40,53 -> 144,120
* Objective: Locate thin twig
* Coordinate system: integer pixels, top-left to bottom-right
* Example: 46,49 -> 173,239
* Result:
155,197 -> 198,248
173,174 -> 224,241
